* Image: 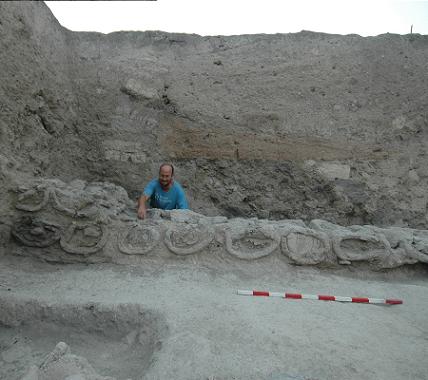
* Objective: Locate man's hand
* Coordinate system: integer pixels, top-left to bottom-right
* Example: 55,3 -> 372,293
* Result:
137,207 -> 146,219
137,195 -> 149,219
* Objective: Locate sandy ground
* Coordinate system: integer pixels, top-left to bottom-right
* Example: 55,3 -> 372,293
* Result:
0,255 -> 427,380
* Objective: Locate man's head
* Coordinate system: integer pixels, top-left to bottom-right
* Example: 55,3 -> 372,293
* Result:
158,163 -> 174,189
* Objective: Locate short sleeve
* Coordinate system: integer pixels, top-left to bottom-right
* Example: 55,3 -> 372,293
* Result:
143,179 -> 157,198
176,185 -> 189,209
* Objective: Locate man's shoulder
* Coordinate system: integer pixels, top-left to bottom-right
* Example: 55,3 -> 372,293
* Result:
144,179 -> 159,193
172,181 -> 185,192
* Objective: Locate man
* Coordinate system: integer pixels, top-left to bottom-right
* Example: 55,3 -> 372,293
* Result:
137,163 -> 189,219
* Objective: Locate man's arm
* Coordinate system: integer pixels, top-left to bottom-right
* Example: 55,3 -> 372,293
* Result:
176,185 -> 189,209
137,195 -> 150,219
138,180 -> 156,219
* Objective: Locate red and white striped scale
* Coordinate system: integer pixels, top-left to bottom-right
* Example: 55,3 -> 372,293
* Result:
237,289 -> 403,305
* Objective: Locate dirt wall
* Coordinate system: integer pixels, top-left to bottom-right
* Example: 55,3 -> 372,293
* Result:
1,1 -> 427,227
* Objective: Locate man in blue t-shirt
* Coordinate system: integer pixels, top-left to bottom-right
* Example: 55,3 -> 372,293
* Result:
137,163 -> 189,219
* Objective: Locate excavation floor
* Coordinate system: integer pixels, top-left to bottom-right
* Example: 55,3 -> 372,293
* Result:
0,256 -> 427,380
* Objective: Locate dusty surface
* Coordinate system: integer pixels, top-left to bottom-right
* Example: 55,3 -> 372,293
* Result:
0,256 -> 427,380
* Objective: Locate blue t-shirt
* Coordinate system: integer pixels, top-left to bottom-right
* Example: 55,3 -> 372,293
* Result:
143,179 -> 189,210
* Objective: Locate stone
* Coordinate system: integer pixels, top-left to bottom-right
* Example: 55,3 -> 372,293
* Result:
169,209 -> 207,224
60,222 -> 108,256
12,217 -> 61,248
52,188 -> 97,218
281,227 -> 332,265
40,341 -> 70,370
16,186 -> 50,212
310,221 -> 421,268
225,225 -> 280,260
316,162 -> 351,180
103,140 -> 146,164
164,223 -> 214,255
413,231 -> 428,256
121,78 -> 158,100
332,232 -> 391,263
118,223 -> 160,255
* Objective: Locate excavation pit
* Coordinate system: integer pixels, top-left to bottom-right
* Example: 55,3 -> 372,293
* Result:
0,295 -> 166,380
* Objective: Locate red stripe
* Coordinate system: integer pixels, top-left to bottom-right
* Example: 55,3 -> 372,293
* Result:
318,295 -> 335,301
352,297 -> 369,303
386,299 -> 403,305
253,291 -> 269,296
285,293 -> 302,299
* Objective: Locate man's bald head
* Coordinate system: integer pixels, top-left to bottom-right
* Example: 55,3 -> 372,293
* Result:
158,163 -> 174,190
159,163 -> 174,176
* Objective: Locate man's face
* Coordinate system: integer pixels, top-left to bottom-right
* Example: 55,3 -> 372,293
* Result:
159,165 -> 173,188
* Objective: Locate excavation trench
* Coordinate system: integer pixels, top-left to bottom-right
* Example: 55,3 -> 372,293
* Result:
0,295 -> 167,380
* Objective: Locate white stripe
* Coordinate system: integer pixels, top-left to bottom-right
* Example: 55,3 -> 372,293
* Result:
368,298 -> 385,304
335,296 -> 353,302
301,294 -> 318,300
269,292 -> 284,298
237,290 -> 392,304
237,290 -> 252,296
